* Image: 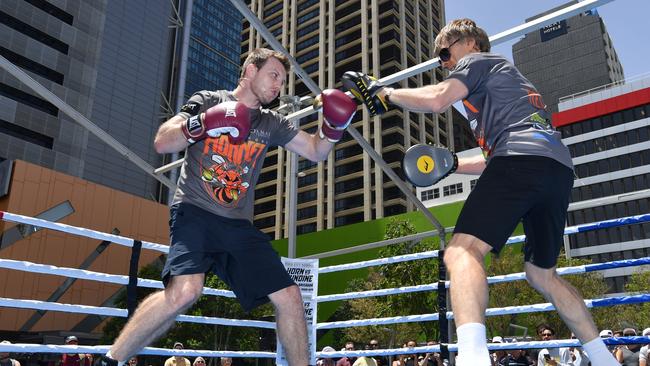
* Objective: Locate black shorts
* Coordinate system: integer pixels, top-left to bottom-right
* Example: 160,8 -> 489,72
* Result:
453,155 -> 573,268
162,203 -> 295,312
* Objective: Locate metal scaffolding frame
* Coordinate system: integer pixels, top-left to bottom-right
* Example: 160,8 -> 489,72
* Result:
0,0 -> 615,252
226,0 -> 615,256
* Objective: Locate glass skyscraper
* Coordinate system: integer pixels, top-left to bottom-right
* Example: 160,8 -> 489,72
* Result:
184,0 -> 242,98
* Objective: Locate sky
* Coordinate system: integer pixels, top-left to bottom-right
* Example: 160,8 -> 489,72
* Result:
445,0 -> 649,80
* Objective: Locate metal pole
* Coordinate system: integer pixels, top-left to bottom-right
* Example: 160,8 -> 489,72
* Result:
281,0 -> 615,122
226,0 -> 445,232
347,127 -> 445,233
227,0 -> 321,95
285,97 -> 303,258
168,0 -> 195,202
0,55 -> 177,191
158,0 -> 615,164
211,0 -> 615,233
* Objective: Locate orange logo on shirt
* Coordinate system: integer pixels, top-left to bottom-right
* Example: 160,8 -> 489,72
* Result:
526,89 -> 546,109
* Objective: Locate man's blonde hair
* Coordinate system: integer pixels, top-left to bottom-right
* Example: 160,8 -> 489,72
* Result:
434,18 -> 490,56
240,48 -> 290,80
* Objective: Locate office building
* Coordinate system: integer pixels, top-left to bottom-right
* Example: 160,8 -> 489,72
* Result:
554,76 -> 650,294
513,1 -> 624,113
1,0 -> 244,203
182,0 -> 242,97
1,0 -> 173,199
242,0 -> 476,239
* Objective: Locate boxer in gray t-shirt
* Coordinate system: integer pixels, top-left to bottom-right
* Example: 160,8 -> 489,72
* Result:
99,48 -> 357,366
343,18 -> 617,366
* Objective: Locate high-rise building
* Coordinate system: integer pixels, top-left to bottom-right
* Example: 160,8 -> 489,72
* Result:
181,0 -> 242,98
241,0 -> 475,239
1,0 -> 243,202
1,0 -> 174,200
162,0 -> 243,202
513,1 -> 624,113
554,76 -> 650,294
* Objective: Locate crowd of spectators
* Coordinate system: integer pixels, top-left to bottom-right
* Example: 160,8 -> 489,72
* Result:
0,329 -> 647,366
488,323 -> 650,366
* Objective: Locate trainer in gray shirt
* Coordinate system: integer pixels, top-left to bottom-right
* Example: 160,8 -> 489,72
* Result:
448,53 -> 573,170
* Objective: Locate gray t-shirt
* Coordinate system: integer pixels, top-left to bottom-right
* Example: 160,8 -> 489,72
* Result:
448,53 -> 573,169
171,90 -> 298,221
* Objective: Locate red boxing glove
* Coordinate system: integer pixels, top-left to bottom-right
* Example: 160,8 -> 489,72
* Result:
315,89 -> 357,143
181,101 -> 251,144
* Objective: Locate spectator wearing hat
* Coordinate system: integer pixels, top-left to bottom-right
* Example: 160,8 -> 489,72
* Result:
599,329 -> 618,356
163,343 -> 190,366
616,328 -> 641,366
639,327 -> 650,366
490,336 -> 508,366
60,336 -> 92,366
0,341 -> 21,366
192,357 -> 206,366
317,346 -> 337,366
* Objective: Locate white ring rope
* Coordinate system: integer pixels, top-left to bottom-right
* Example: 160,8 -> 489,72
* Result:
0,211 -> 168,253
0,259 -> 236,298
0,344 -> 275,358
0,297 -> 275,329
319,214 -> 650,274
1,210 -> 649,358
316,293 -> 650,329
3,212 -> 648,276
2,338 -> 648,358
314,337 -> 650,357
317,257 -> 650,302
319,250 -> 440,274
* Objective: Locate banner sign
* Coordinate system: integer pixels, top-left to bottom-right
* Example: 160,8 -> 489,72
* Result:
276,257 -> 319,366
540,20 -> 567,42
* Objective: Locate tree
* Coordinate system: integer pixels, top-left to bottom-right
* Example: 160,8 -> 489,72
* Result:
336,218 -> 647,345
338,219 -> 442,345
604,266 -> 650,331
486,246 -> 614,338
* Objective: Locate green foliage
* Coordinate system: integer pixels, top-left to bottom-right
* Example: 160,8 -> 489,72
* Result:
337,219 -> 443,346
603,266 -> 650,331
484,246 -> 643,338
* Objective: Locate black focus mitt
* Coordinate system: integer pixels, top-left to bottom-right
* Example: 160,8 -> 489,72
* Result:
402,144 -> 458,187
341,71 -> 388,117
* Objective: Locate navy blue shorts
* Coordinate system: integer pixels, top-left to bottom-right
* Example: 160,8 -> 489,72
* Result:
162,203 -> 295,312
453,155 -> 573,269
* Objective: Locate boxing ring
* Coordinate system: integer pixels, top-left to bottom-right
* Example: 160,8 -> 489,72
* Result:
0,210 -> 649,364
1,0 -> 649,363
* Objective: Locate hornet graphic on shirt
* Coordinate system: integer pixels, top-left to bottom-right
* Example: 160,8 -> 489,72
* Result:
200,154 -> 250,205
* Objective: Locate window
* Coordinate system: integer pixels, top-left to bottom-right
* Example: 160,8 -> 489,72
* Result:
0,119 -> 53,149
442,183 -> 463,197
0,83 -> 58,116
0,46 -> 64,84
297,189 -> 317,203
335,212 -> 364,226
297,206 -> 317,219
0,10 -> 69,54
420,188 -> 439,201
297,223 -> 317,234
